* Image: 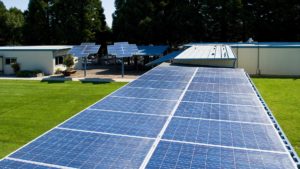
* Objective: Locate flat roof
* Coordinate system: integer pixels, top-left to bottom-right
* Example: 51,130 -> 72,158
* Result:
185,42 -> 300,48
175,45 -> 236,60
0,46 -> 72,51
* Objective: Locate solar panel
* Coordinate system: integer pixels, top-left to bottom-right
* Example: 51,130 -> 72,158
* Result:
147,141 -> 295,169
81,42 -> 96,45
111,87 -> 182,100
137,45 -> 168,56
0,64 -> 298,169
59,110 -> 168,137
146,50 -> 183,66
68,44 -> 100,57
84,45 -> 100,53
107,42 -> 138,58
163,117 -> 285,151
175,102 -> 271,124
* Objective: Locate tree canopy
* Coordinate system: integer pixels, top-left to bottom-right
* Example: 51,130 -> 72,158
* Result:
23,0 -> 107,45
0,2 -> 24,45
0,0 -> 300,45
112,0 -> 300,45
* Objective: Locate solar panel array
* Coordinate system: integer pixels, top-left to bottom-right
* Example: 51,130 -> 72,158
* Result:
107,42 -> 139,58
68,43 -> 100,58
146,50 -> 183,66
0,64 -> 298,169
137,45 -> 168,56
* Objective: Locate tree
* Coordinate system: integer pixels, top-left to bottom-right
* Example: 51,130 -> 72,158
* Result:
0,1 -> 7,45
23,0 -> 51,44
23,0 -> 107,45
5,8 -> 25,45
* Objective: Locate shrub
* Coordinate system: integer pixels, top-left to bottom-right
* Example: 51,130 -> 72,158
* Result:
63,54 -> 74,71
55,68 -> 62,74
16,70 -> 42,77
11,63 -> 20,73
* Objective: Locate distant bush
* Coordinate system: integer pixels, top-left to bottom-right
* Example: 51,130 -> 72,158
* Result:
11,63 -> 20,73
16,70 -> 43,77
55,68 -> 62,74
63,54 -> 74,71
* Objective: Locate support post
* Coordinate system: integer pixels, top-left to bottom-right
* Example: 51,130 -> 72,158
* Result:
84,57 -> 87,77
121,57 -> 124,78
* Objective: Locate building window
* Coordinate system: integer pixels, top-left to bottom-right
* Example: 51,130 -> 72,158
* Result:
55,56 -> 64,65
5,58 -> 17,65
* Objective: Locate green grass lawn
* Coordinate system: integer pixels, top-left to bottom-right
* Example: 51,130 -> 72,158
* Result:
0,80 -> 126,158
252,78 -> 300,155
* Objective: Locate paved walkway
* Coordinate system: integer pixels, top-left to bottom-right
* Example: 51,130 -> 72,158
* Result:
0,66 -> 147,82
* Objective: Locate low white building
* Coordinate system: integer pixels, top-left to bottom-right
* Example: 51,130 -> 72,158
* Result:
0,46 -> 72,75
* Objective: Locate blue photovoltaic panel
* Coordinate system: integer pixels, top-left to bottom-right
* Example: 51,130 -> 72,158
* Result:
68,44 -> 100,58
174,102 -> 271,124
9,129 -> 153,169
0,159 -> 57,169
137,45 -> 168,56
90,96 -> 176,116
114,42 -> 129,45
111,87 -> 183,100
81,42 -> 96,45
67,45 -> 85,55
148,69 -> 193,76
188,83 -> 254,94
163,117 -> 285,152
146,51 -> 183,66
107,42 -> 138,58
60,110 -> 167,137
84,45 -> 100,53
128,80 -> 187,90
107,45 -> 116,55
192,76 -> 249,84
197,67 -> 244,73
0,64 -> 298,169
183,91 -> 261,106
195,71 -> 246,78
139,74 -> 192,82
147,141 -> 295,169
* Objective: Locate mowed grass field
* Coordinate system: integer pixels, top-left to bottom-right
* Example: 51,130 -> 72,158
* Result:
0,80 -> 126,158
253,78 -> 300,155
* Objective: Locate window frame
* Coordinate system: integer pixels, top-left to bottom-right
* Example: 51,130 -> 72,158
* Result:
55,56 -> 64,65
5,58 -> 17,65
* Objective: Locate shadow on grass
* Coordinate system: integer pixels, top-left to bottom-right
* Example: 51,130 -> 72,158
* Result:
40,76 -> 72,84
80,78 -> 113,85
250,75 -> 300,80
41,80 -> 66,84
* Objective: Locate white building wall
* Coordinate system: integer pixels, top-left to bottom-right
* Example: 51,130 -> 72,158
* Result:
259,48 -> 300,76
0,57 -> 3,72
232,48 -> 258,75
0,51 -> 54,75
232,47 -> 300,76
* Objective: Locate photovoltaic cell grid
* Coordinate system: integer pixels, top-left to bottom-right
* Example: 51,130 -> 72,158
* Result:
0,65 -> 298,169
68,44 -> 100,58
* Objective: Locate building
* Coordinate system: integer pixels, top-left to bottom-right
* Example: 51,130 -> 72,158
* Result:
185,42 -> 300,76
0,46 -> 72,75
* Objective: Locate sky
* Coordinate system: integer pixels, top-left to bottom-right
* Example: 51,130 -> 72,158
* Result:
1,0 -> 116,27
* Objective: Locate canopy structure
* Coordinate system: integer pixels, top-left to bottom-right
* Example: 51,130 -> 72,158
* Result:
146,50 -> 183,66
68,43 -> 100,58
107,42 -> 138,58
136,45 -> 168,56
107,42 -> 139,77
68,43 -> 101,76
